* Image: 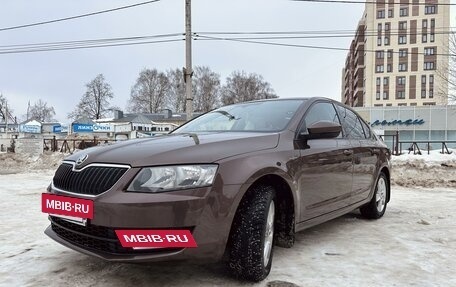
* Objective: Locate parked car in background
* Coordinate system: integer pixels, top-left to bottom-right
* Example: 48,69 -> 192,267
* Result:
43,97 -> 391,281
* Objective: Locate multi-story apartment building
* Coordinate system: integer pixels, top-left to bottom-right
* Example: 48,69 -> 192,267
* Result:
342,0 -> 450,107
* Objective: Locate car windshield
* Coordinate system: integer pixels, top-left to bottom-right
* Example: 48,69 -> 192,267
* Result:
173,99 -> 305,133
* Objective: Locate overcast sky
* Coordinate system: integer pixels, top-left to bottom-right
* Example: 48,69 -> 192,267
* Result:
0,0 -> 454,123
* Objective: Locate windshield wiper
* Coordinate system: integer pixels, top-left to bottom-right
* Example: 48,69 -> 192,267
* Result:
213,110 -> 239,120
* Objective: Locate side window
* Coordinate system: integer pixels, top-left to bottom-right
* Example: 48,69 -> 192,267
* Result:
360,118 -> 372,139
336,105 -> 366,139
301,102 -> 340,135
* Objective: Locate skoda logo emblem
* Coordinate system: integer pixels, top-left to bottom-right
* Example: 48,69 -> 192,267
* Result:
76,154 -> 88,166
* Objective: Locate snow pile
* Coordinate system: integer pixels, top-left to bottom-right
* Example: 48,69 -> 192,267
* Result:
1,148 -> 455,188
391,149 -> 456,188
0,152 -> 66,174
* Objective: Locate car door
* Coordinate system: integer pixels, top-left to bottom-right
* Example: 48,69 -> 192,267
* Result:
294,101 -> 354,222
335,105 -> 378,204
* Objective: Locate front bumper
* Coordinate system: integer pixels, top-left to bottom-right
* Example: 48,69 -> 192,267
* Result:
44,180 -> 242,263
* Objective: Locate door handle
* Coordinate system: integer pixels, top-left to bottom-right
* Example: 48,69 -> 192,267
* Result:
343,150 -> 353,156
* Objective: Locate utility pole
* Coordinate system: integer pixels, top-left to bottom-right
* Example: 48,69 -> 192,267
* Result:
5,101 -> 8,138
184,0 -> 193,121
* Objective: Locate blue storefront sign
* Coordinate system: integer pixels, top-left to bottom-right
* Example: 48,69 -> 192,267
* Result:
73,124 -> 93,133
53,125 -> 62,133
19,124 -> 41,134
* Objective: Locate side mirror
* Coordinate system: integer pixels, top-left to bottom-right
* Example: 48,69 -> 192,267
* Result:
300,121 -> 342,140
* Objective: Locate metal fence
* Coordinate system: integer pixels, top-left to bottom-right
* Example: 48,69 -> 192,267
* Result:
43,136 -> 116,154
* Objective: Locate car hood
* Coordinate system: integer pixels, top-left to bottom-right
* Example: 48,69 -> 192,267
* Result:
65,132 -> 280,167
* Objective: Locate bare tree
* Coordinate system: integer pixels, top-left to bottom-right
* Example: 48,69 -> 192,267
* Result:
128,69 -> 170,113
437,31 -> 456,104
221,71 -> 277,105
166,68 -> 186,113
69,74 -> 114,120
193,66 -> 221,112
0,94 -> 16,123
29,99 -> 56,122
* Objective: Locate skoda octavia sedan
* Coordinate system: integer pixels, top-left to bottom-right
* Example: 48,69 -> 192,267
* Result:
43,97 -> 391,281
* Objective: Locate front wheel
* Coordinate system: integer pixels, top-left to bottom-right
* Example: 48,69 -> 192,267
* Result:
360,172 -> 388,219
227,185 -> 276,282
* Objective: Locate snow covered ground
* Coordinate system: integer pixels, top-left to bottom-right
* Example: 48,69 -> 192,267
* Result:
0,152 -> 455,287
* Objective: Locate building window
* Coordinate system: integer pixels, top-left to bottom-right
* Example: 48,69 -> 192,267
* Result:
399,7 -> 408,17
385,23 -> 390,31
383,91 -> 389,100
430,33 -> 435,42
377,37 -> 382,46
422,34 -> 427,43
388,9 -> 393,18
398,63 -> 407,72
377,10 -> 385,19
422,20 -> 428,28
429,75 -> 434,84
399,21 -> 407,30
429,89 -> 434,98
399,49 -> 408,57
421,75 -> 426,84
384,77 -> 389,86
376,65 -> 384,73
421,90 -> 426,98
431,19 -> 435,28
398,76 -> 406,85
424,47 -> 435,55
399,35 -> 407,44
384,37 -> 390,45
376,77 -> 381,86
376,91 -> 381,100
376,50 -> 384,59
387,50 -> 393,58
424,62 -> 435,70
378,23 -> 382,31
387,64 -> 392,72
398,103 -> 407,106
397,91 -> 406,99
425,5 -> 437,15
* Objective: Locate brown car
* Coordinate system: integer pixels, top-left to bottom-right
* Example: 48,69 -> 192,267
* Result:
43,97 -> 391,281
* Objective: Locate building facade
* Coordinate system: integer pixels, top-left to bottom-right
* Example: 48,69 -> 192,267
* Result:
343,0 -> 450,107
355,105 -> 456,149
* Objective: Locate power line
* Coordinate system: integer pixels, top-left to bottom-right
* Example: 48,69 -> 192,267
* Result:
0,33 -> 183,49
291,0 -> 456,5
0,38 -> 183,55
0,0 -> 160,32
195,31 -> 456,40
194,35 -> 456,57
195,27 -> 456,35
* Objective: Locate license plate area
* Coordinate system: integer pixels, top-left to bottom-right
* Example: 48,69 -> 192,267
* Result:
42,193 -> 94,221
49,214 -> 88,226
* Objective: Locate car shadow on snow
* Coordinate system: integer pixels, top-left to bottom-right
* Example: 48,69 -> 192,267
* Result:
30,211 -> 370,287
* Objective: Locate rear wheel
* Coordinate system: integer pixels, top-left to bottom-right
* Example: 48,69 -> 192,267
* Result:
360,172 -> 388,219
227,185 -> 276,282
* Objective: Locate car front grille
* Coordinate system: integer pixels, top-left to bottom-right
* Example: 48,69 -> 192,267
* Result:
52,163 -> 128,196
50,216 -> 182,255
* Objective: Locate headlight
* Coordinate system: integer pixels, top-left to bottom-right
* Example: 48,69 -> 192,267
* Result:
127,165 -> 218,193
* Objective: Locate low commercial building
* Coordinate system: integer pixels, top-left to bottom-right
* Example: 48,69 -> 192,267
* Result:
355,105 -> 456,149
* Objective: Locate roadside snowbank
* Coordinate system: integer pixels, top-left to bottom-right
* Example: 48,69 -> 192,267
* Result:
1,149 -> 455,188
391,150 -> 456,188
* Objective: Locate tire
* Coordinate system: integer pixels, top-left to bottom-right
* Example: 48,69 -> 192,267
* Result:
360,172 -> 389,219
227,185 -> 276,282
